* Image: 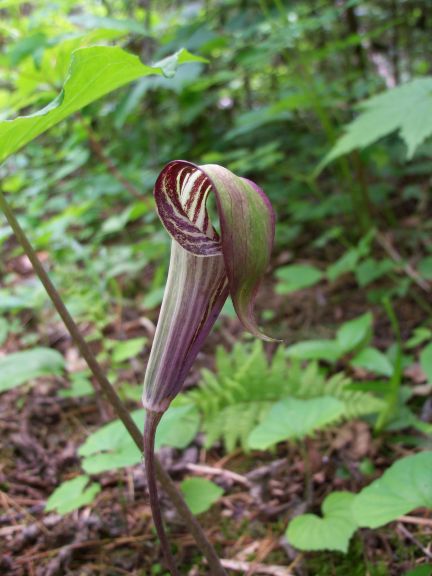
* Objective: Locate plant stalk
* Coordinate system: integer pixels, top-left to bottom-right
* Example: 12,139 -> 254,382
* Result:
0,189 -> 227,576
144,410 -> 179,576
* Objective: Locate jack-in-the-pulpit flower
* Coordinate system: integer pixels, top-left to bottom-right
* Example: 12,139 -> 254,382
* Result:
143,160 -> 275,574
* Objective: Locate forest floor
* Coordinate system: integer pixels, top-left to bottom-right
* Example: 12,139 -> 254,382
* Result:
0,230 -> 431,576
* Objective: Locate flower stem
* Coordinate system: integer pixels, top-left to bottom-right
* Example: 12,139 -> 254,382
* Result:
0,189 -> 227,576
144,410 -> 179,575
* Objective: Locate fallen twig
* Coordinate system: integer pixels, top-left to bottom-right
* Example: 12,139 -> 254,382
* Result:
185,463 -> 251,488
396,523 -> 432,559
399,515 -> 432,527
220,559 -> 293,575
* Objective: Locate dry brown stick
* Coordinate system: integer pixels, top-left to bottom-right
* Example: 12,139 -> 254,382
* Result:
398,515 -> 432,527
396,523 -> 432,559
185,463 -> 251,488
0,491 -> 49,536
246,538 -> 279,576
220,559 -> 293,575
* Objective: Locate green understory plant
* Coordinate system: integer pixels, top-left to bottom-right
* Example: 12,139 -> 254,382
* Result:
287,451 -> 432,553
184,339 -> 383,452
283,307 -> 432,436
319,77 -> 432,170
43,338 -> 384,512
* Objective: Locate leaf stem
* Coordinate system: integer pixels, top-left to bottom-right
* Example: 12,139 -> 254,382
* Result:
0,189 -> 227,576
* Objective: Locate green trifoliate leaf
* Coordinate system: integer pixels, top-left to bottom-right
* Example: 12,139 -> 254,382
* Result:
0,46 -> 206,165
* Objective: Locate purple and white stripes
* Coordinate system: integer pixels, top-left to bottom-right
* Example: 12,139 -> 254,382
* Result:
143,160 -> 275,412
154,161 -> 221,256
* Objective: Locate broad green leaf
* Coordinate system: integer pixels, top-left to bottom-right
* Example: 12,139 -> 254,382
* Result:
336,312 -> 373,353
0,348 -> 64,392
111,337 -> 147,363
0,46 -> 206,164
155,404 -> 200,449
355,258 -> 394,287
275,264 -> 322,295
142,287 -> 165,310
7,32 -> 47,67
420,342 -> 432,383
286,492 -> 357,553
286,340 -> 343,363
327,232 -> 374,281
81,442 -> 140,474
351,347 -> 394,377
248,396 -> 344,450
58,373 -> 94,399
0,287 -> 44,311
46,475 -> 101,515
180,477 -> 224,515
79,405 -> 199,474
418,256 -> 432,280
78,410 -> 143,472
353,452 -> 432,528
326,248 -> 360,281
321,78 -> 432,168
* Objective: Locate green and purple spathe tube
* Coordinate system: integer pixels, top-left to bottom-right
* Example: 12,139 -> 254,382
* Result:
142,160 -> 275,574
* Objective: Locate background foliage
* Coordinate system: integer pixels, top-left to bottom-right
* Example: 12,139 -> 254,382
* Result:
1,1 -> 432,575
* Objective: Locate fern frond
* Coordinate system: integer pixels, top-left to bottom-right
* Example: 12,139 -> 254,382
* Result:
183,342 -> 383,452
296,369 -> 384,418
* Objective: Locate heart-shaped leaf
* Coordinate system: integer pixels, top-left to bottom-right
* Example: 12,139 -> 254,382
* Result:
353,451 -> 432,528
286,492 -> 358,553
